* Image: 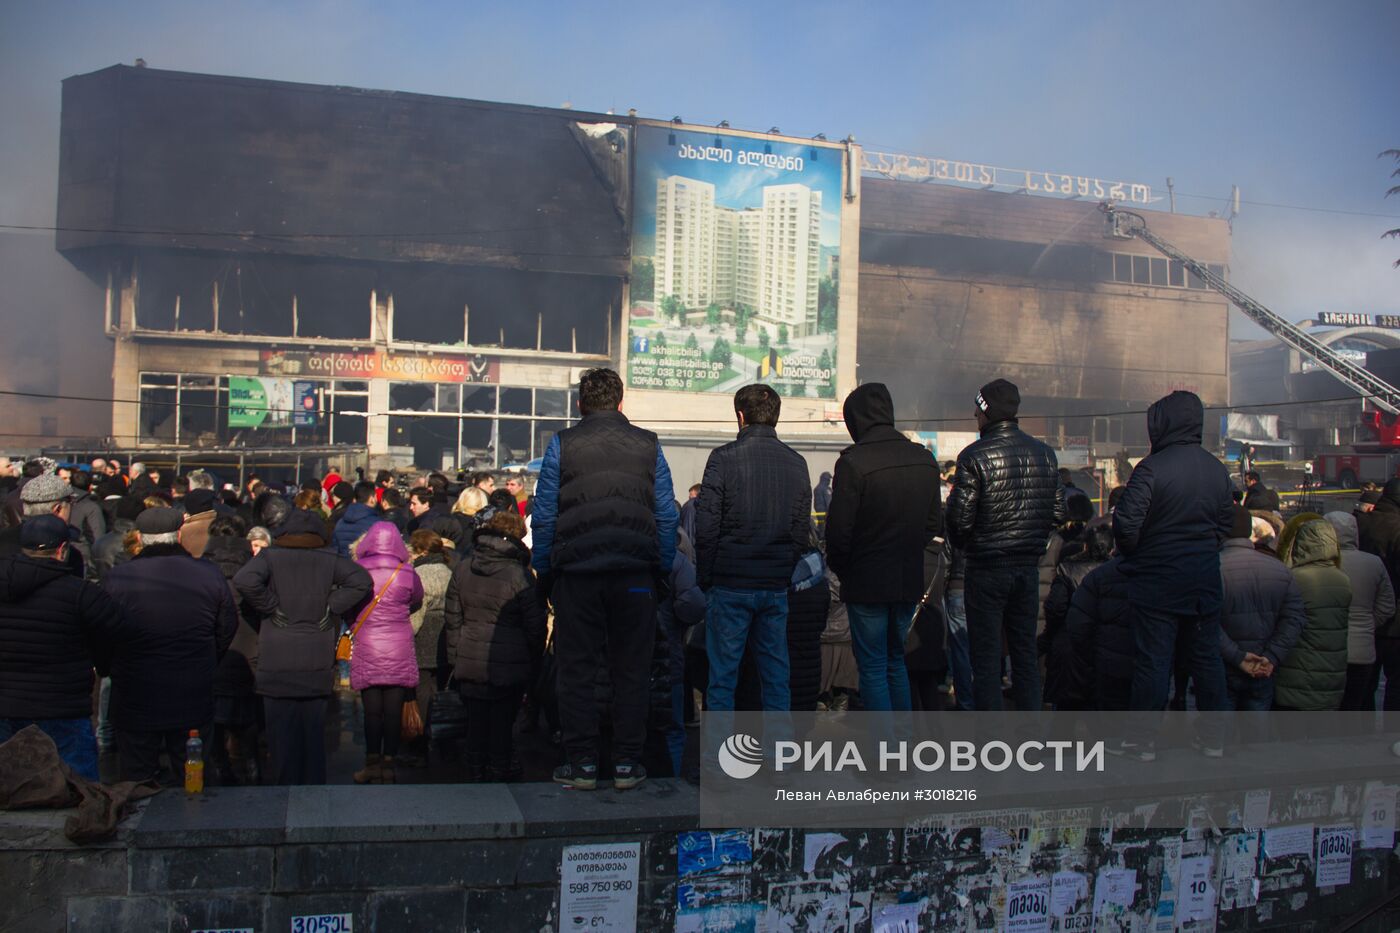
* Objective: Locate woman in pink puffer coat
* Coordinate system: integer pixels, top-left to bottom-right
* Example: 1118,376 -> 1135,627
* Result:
349,521 -> 423,783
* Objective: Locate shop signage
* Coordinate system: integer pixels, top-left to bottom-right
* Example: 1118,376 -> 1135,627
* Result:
259,349 -> 499,383
861,151 -> 1152,204
1316,312 -> 1400,329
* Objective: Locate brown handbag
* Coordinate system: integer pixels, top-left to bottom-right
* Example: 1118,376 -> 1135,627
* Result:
334,562 -> 406,662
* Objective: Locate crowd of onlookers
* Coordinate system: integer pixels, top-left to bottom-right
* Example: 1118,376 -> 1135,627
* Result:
1,367 -> 1396,793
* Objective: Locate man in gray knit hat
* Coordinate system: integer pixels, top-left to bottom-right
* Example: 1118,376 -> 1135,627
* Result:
0,474 -> 84,577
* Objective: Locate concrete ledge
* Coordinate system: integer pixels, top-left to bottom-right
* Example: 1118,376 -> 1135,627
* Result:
285,784 -> 523,843
133,786 -> 288,848
508,777 -> 699,837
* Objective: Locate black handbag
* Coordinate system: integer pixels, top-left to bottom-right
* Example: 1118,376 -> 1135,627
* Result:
426,679 -> 471,742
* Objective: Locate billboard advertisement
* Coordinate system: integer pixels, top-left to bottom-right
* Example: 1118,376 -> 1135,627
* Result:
228,376 -> 294,429
627,124 -> 845,398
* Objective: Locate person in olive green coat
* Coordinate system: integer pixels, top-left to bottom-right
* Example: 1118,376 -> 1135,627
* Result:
1275,518 -> 1351,710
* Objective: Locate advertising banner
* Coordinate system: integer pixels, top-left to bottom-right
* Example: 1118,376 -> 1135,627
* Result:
292,380 -> 318,427
260,349 -> 498,384
626,123 -> 845,398
228,376 -> 293,429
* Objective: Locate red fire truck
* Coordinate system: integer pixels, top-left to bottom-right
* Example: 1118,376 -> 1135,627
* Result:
1312,411 -> 1400,488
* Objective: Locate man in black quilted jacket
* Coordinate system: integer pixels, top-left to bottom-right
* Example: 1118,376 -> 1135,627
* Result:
0,516 -> 122,780
695,384 -> 811,713
946,378 -> 1064,711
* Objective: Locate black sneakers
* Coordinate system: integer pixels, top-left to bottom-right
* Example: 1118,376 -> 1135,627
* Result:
552,760 -> 598,790
613,761 -> 647,790
1106,741 -> 1157,762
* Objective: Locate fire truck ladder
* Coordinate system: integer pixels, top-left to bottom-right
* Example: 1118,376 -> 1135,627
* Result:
1100,201 -> 1400,415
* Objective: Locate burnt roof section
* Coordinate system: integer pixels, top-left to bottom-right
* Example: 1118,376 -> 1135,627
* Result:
57,65 -> 631,276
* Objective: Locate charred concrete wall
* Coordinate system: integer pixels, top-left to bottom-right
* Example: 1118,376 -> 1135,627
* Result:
858,179 -> 1232,437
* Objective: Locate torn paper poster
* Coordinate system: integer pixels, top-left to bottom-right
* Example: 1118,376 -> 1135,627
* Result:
1090,867 -> 1136,925
1149,836 -> 1183,933
766,881 -> 850,933
1219,832 -> 1260,910
1049,870 -> 1089,918
1361,785 -> 1396,850
679,830 -> 754,878
803,832 -> 853,874
1243,788 -> 1271,831
870,902 -> 921,933
1264,823 -> 1314,859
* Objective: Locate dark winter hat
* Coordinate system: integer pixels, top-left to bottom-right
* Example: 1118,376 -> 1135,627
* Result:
1229,505 -> 1253,540
1359,490 -> 1382,506
183,488 -> 217,515
275,507 -> 327,541
976,379 -> 1020,423
1065,492 -> 1095,524
20,515 -> 70,550
136,507 -> 183,536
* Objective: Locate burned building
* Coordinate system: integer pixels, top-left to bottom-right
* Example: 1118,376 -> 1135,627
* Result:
56,64 -> 631,477
857,174 -> 1232,461
52,64 -> 1231,486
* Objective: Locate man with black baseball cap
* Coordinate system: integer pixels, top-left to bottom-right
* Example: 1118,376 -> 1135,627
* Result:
947,378 -> 1065,711
0,515 -> 122,780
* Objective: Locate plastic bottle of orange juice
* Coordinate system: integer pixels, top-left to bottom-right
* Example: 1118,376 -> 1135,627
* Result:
184,729 -> 204,794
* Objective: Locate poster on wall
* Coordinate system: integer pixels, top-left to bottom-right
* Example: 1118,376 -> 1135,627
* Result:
558,843 -> 640,932
626,123 -> 846,398
228,376 -> 294,429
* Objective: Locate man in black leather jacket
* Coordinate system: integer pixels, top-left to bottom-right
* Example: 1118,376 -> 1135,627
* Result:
946,379 -> 1064,711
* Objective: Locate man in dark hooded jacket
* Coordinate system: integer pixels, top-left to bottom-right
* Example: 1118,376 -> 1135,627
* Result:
1113,391 -> 1233,756
946,378 -> 1063,711
826,383 -> 942,711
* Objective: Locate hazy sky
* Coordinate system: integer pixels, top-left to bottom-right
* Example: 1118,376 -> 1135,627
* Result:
2,0 -> 1396,338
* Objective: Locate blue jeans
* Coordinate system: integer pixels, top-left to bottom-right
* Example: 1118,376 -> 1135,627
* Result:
1226,670 -> 1274,711
847,603 -> 917,712
1129,603 -> 1229,747
964,564 -> 1041,711
944,590 -> 974,711
0,717 -> 99,781
705,587 -> 790,712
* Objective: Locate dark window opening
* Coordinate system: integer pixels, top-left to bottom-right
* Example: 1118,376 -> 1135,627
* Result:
1131,255 -> 1151,285
389,382 -> 435,412
460,419 -> 494,471
1149,257 -> 1169,287
1113,253 -> 1133,283
295,261 -> 374,340
137,251 -> 220,331
1169,261 -> 1186,287
500,388 -> 532,416
498,420 -> 531,465
463,385 -> 496,414
140,387 -> 177,443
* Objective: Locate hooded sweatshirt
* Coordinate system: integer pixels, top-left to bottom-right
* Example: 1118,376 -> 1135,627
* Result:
1323,511 -> 1395,665
1112,391 -> 1234,613
825,383 -> 942,604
